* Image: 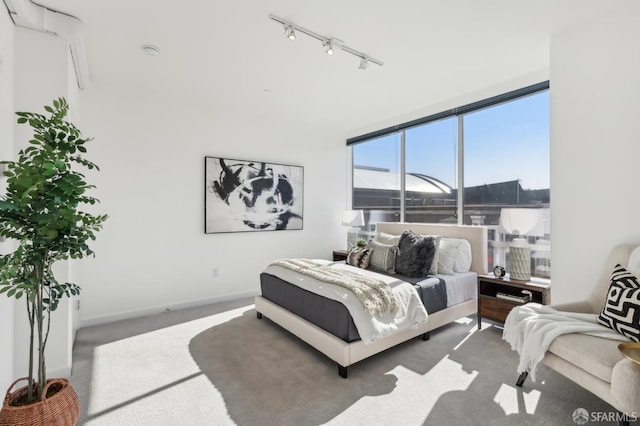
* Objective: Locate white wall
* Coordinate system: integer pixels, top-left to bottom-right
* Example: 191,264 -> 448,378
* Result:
75,83 -> 346,326
0,6 -> 15,393
550,3 -> 640,303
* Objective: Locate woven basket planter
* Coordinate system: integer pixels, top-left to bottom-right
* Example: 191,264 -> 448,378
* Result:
0,378 -> 79,426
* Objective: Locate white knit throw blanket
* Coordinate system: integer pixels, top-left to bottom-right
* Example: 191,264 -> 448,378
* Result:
502,303 -> 628,381
270,259 -> 400,315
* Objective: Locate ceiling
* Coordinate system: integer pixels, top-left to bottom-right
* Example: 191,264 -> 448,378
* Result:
26,1 -> 633,136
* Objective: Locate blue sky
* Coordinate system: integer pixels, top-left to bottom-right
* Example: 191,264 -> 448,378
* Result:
353,91 -> 550,190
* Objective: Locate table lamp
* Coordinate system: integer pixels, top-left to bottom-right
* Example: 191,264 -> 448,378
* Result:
498,208 -> 544,281
341,210 -> 364,250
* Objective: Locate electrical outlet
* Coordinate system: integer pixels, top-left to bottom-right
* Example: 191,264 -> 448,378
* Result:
212,268 -> 218,278
75,299 -> 80,310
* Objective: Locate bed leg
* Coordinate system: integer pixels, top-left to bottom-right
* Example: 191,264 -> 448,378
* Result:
338,364 -> 348,379
516,371 -> 528,387
256,311 -> 262,319
422,332 -> 430,341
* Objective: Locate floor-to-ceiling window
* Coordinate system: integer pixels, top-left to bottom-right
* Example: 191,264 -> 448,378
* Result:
352,133 -> 402,231
349,83 -> 550,277
464,92 -> 550,277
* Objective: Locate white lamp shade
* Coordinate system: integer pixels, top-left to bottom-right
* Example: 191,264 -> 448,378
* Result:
498,208 -> 544,237
341,210 -> 364,227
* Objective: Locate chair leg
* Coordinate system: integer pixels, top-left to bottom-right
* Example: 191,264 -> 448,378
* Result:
618,412 -> 631,426
516,371 -> 528,387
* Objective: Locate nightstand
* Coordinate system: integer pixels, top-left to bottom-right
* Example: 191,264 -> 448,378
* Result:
332,250 -> 349,262
477,274 -> 551,329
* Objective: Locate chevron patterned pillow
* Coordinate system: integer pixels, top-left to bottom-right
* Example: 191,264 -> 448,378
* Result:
597,264 -> 640,342
346,247 -> 372,269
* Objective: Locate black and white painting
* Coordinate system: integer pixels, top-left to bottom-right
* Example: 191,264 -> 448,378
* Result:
205,156 -> 304,233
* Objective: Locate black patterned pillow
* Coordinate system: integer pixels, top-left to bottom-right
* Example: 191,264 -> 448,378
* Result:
597,264 -> 640,342
346,247 -> 372,269
395,230 -> 437,278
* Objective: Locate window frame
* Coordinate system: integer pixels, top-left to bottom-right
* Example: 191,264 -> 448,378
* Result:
349,81 -> 549,226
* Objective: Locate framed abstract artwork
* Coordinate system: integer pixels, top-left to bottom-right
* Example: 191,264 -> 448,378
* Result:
204,156 -> 304,233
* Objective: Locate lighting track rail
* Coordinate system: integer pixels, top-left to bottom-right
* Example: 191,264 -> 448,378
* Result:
268,13 -> 383,69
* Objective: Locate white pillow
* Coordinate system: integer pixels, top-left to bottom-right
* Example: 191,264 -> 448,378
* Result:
375,231 -> 400,246
437,239 -> 459,275
449,238 -> 472,272
628,246 -> 640,278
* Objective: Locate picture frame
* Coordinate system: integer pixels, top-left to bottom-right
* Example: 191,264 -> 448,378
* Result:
204,156 -> 304,233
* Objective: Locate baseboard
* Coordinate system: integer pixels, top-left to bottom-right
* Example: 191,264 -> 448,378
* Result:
48,366 -> 72,379
79,290 -> 259,328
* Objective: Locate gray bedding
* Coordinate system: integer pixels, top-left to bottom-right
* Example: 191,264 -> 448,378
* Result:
259,270 -> 447,343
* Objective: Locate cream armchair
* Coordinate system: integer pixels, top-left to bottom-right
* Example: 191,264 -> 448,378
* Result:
515,244 -> 640,425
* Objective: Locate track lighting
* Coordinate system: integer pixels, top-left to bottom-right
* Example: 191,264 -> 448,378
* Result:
268,13 -> 383,69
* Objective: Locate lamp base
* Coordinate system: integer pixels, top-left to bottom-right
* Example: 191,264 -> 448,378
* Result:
509,240 -> 531,281
347,229 -> 359,250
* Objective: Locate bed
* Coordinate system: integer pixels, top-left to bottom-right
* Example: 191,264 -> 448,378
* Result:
255,222 -> 488,378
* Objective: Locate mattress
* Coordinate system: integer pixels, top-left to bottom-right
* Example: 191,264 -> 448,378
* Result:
259,266 -> 476,343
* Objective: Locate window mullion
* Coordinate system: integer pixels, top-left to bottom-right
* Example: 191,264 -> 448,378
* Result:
457,115 -> 464,225
400,130 -> 406,221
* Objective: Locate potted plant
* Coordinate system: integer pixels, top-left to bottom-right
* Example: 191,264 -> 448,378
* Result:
356,239 -> 367,248
0,98 -> 107,425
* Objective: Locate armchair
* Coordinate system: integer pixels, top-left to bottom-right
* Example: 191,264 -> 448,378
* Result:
515,244 -> 640,425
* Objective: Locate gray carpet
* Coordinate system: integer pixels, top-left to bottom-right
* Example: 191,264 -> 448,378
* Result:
70,297 -> 630,425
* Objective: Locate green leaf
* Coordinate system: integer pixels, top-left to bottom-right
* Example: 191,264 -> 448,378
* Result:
44,106 -> 53,113
54,160 -> 66,170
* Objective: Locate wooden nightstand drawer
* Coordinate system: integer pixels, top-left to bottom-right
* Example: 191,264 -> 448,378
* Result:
479,296 -> 520,323
332,250 -> 349,262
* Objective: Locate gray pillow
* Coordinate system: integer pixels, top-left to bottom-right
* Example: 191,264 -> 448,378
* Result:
423,234 -> 441,275
368,240 -> 398,273
395,230 -> 438,278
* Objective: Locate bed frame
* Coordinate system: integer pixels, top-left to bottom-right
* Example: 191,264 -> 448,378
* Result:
254,222 -> 488,378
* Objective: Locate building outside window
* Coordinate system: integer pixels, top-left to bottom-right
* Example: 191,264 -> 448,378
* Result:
350,84 -> 550,278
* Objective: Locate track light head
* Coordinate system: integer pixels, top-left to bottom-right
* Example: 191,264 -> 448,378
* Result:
358,57 -> 369,70
323,38 -> 343,56
285,25 -> 296,40
323,39 -> 334,55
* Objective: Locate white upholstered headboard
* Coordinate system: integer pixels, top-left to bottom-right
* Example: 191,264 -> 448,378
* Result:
375,222 -> 488,275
